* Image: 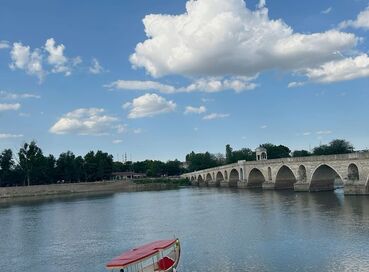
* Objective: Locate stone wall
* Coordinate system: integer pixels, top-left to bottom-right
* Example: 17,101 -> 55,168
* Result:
0,181 -> 177,199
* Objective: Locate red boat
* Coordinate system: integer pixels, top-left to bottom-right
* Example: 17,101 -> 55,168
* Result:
106,239 -> 181,272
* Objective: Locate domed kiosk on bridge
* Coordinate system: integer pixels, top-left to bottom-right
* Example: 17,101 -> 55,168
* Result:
256,147 -> 267,161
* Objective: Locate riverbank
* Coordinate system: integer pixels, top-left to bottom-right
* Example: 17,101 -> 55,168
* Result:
0,179 -> 186,200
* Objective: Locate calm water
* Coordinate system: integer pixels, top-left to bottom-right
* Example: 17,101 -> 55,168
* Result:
1,188 -> 369,272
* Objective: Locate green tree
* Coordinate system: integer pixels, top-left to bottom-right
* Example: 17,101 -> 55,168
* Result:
74,156 -> 85,182
328,139 -> 354,154
56,151 -> 76,182
260,143 -> 291,159
84,151 -> 97,182
0,149 -> 14,186
18,141 -> 45,186
95,150 -> 113,180
232,148 -> 255,162
313,139 -> 354,156
185,151 -> 220,172
225,144 -> 233,164
165,160 -> 183,176
292,150 -> 311,157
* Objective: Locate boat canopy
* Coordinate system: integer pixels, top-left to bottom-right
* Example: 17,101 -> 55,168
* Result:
106,239 -> 177,269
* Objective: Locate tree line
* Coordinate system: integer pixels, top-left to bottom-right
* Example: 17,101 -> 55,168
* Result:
0,141 -> 185,187
0,139 -> 357,187
185,139 -> 355,172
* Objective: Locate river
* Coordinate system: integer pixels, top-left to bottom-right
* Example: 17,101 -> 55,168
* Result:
1,188 -> 369,272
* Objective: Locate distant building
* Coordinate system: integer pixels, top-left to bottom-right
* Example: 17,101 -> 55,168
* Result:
256,147 -> 268,161
112,172 -> 146,180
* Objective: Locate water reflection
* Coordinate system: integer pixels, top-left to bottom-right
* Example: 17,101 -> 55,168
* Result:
0,188 -> 369,272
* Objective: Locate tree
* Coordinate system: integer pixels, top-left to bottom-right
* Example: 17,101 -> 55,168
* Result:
18,141 -> 45,186
232,148 -> 255,162
185,151 -> 220,172
313,139 -> 354,156
260,143 -> 291,159
95,151 -> 113,180
74,156 -> 85,182
56,151 -> 76,182
0,149 -> 14,186
165,160 -> 183,176
328,139 -> 354,154
225,144 -> 233,164
84,151 -> 97,182
292,150 -> 311,157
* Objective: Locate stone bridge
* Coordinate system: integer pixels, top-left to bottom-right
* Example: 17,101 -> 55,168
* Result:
181,152 -> 369,195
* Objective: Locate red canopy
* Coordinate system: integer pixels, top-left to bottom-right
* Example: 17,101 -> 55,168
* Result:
106,239 -> 177,269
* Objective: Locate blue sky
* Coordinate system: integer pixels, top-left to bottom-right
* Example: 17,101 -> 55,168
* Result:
1,0 -> 369,161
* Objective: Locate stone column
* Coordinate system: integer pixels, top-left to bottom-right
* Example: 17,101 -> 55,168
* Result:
262,182 -> 275,190
294,182 -> 310,192
344,180 -> 369,195
237,180 -> 248,189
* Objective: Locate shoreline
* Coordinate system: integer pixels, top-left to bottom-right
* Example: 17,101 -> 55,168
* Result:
0,180 -> 181,201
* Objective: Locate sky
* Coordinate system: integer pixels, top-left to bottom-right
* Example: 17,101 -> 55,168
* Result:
1,0 -> 369,162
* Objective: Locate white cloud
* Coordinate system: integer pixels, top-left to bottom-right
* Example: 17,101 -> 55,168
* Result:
9,38 -> 80,81
321,7 -> 332,15
115,124 -> 127,134
112,139 -> 123,144
184,77 -> 257,93
184,105 -> 206,114
0,91 -> 40,100
106,80 -> 176,94
130,0 -> 357,78
10,42 -> 45,81
72,56 -> 83,66
203,113 -> 230,120
288,81 -> 305,88
316,130 -> 332,135
45,38 -> 71,76
89,58 -> 105,74
49,108 -> 118,135
257,0 -> 266,9
123,93 -> 176,119
133,128 -> 142,134
0,40 -> 10,49
106,76 -> 257,94
339,6 -> 369,30
201,98 -> 214,103
303,132 -> 312,136
0,133 -> 23,139
0,103 -> 21,111
260,125 -> 268,129
303,54 -> 369,83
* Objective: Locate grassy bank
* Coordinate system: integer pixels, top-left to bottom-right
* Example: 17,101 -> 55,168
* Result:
0,179 -> 187,200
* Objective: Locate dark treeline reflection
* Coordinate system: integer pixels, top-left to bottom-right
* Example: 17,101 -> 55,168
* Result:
0,141 -> 185,187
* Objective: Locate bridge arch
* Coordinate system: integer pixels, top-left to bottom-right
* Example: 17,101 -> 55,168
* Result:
248,168 -> 266,188
275,165 -> 297,189
215,171 -> 224,187
348,163 -> 359,181
191,176 -> 198,185
197,175 -> 205,187
310,164 -> 344,192
298,165 -> 307,183
229,169 -> 239,187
